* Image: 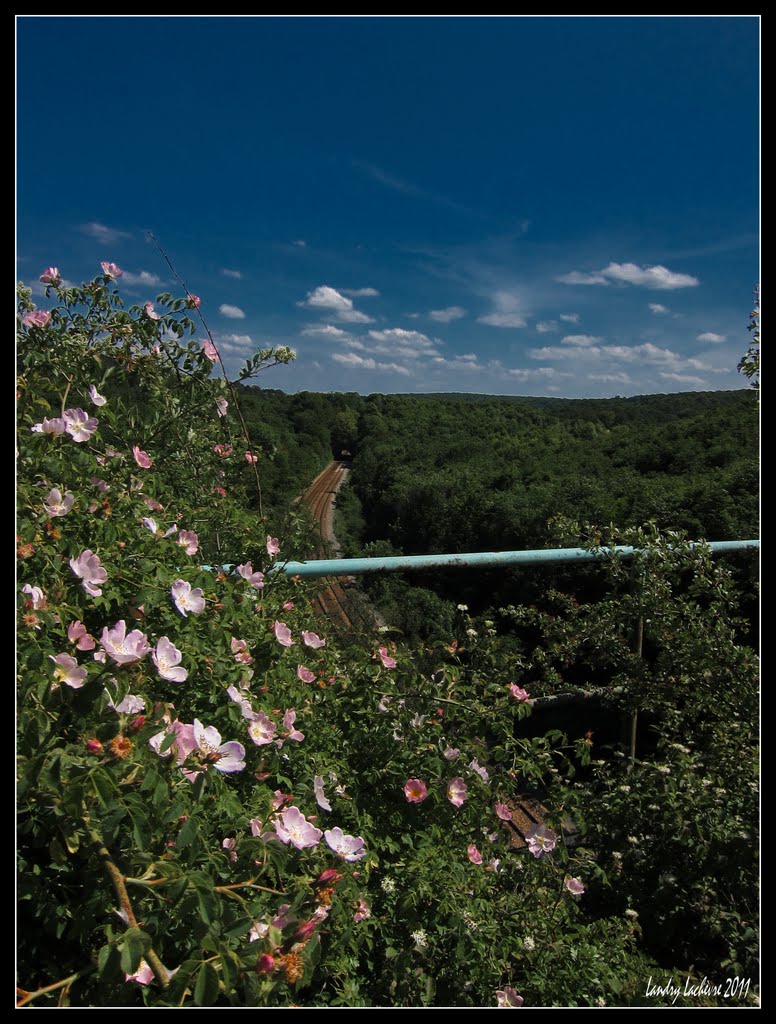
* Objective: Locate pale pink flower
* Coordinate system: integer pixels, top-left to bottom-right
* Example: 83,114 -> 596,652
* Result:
443,745 -> 461,760
31,416 -> 66,436
132,446 -> 153,469
70,549 -> 108,597
50,653 -> 87,690
91,476 -> 110,492
230,637 -> 254,665
266,536 -> 280,557
143,496 -> 163,511
152,636 -> 188,682
163,524 -> 178,538
469,758 -> 490,784
141,516 -> 159,534
404,778 -> 428,803
274,621 -> 293,647
525,825 -> 558,860
509,683 -> 530,702
101,261 -> 123,279
495,987 -> 524,1008
88,384 -> 107,407
248,712 -> 277,746
273,806 -> 322,850
236,562 -> 264,590
283,601 -> 295,611
144,302 -> 161,321
249,817 -> 264,838
22,584 -> 46,609
245,451 -> 258,465
324,827 -> 366,862
495,803 -> 512,821
68,620 -> 96,651
125,959 -> 155,985
222,837 -> 237,862
564,876 -> 585,896
313,775 -> 332,811
149,719 -> 197,764
227,685 -> 256,720
297,665 -> 316,684
101,620 -> 151,665
171,580 -> 205,616
202,338 -> 218,361
23,309 -> 52,329
353,899 -> 371,923
106,690 -> 146,714
177,530 -> 199,556
63,408 -> 98,442
214,443 -> 233,458
378,646 -> 397,669
302,630 -> 326,649
192,719 -> 245,774
41,488 -> 74,517
187,294 -> 201,309
447,778 -> 468,808
467,844 -> 483,865
39,267 -> 60,285
213,486 -> 227,497
282,709 -> 305,742
271,790 -> 293,811
215,397 -> 228,417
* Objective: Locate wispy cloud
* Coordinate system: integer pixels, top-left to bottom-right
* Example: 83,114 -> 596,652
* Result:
80,221 -> 131,244
217,334 -> 254,352
222,268 -> 242,279
367,328 -> 439,359
337,309 -> 374,324
559,313 -> 580,323
341,287 -> 380,298
429,306 -> 466,323
536,321 -> 558,333
477,290 -> 527,328
219,304 -> 246,319
292,239 -> 307,248
557,262 -> 699,290
301,324 -> 355,340
121,270 -> 161,288
649,303 -> 669,314
660,371 -> 707,386
331,351 -> 411,376
561,334 -> 602,347
696,331 -> 726,343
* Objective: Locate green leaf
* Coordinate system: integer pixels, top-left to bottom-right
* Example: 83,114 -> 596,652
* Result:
97,943 -> 122,981
194,962 -> 220,1006
119,928 -> 152,975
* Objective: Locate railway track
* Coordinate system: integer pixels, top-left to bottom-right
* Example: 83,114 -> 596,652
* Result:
301,461 -> 355,632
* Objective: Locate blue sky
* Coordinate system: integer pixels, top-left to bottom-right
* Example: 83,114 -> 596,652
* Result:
17,16 -> 760,399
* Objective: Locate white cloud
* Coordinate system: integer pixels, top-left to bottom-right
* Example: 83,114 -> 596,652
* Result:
429,305 -> 466,323
292,239 -> 307,247
558,262 -> 699,290
368,328 -> 437,349
336,309 -> 374,324
559,313 -> 580,323
649,303 -> 669,314
219,304 -> 246,319
301,324 -> 354,340
536,321 -> 557,333
80,221 -> 131,244
561,334 -> 602,347
331,352 -> 411,376
121,270 -> 162,288
696,332 -> 726,343
529,342 -> 683,366
218,334 -> 255,353
477,290 -> 527,328
300,285 -> 353,312
660,372 -> 707,386
342,287 -> 380,298
222,268 -> 242,279
589,372 -> 633,384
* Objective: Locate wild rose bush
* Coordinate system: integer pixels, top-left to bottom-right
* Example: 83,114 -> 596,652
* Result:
16,272 -> 755,1007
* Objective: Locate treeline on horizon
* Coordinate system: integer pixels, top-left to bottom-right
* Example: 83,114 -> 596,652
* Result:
237,385 -> 758,640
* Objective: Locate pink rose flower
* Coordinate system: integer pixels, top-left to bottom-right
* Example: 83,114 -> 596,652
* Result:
266,536 -> 280,557
144,302 -> 161,321
447,778 -> 468,808
378,646 -> 397,669
63,408 -> 98,442
273,621 -> 293,647
132,446 -> 153,469
39,267 -> 61,285
23,309 -> 52,329
202,338 -> 218,361
404,778 -> 428,803
100,261 -> 123,279
509,683 -> 530,702
302,630 -> 326,649
467,844 -> 483,865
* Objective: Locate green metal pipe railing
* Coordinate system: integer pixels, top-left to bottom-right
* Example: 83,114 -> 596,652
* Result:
272,539 -> 759,579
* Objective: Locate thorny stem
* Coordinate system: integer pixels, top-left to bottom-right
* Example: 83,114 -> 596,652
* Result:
147,231 -> 265,516
16,968 -> 95,1007
85,823 -> 170,989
